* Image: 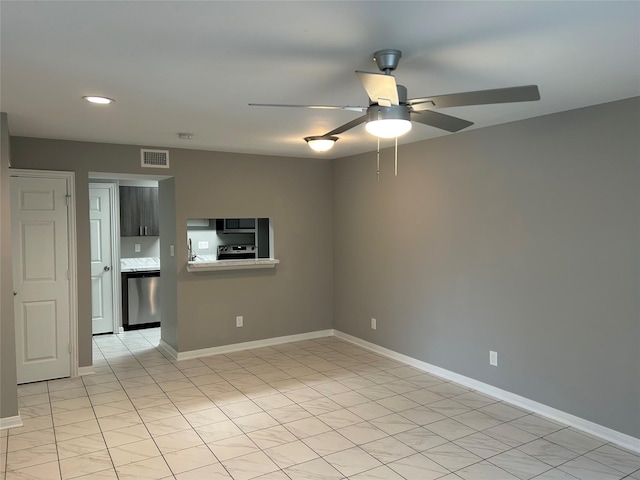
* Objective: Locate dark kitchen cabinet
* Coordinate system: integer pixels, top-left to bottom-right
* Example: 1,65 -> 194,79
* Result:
119,186 -> 159,236
257,218 -> 270,258
215,218 -> 256,233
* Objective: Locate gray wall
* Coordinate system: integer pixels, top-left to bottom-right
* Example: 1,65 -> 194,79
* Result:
159,178 -> 178,350
172,149 -> 333,351
333,97 -> 640,438
1,113 -> 18,419
9,138 -> 334,359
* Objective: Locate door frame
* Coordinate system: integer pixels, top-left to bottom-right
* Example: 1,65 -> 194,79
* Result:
10,169 -> 79,377
89,182 -> 122,334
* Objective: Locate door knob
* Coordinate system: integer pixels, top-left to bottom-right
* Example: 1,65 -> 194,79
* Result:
104,266 -> 111,272
13,291 -> 17,296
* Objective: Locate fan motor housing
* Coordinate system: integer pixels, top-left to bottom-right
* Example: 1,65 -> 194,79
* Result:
366,104 -> 411,123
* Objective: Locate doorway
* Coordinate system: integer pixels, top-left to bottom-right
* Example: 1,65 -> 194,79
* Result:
88,174 -> 163,336
11,170 -> 78,383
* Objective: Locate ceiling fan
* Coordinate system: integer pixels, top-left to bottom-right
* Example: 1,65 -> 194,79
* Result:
250,49 -> 540,152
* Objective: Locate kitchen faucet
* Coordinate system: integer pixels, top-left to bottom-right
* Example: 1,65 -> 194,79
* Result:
187,238 -> 197,261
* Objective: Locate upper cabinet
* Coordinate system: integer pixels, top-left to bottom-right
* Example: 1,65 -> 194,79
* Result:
120,186 -> 159,236
215,218 -> 256,234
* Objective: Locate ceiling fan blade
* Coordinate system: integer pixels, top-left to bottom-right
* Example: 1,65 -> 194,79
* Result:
409,85 -> 540,109
411,110 -> 473,132
323,115 -> 368,136
249,103 -> 366,112
355,71 -> 399,106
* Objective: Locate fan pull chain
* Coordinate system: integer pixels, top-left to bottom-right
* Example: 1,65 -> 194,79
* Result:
395,137 -> 398,176
376,137 -> 380,182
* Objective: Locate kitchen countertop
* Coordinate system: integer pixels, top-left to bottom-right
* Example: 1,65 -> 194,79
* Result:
187,254 -> 279,272
121,257 -> 160,272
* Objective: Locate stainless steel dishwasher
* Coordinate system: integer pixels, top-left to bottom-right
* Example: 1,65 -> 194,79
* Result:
122,271 -> 161,330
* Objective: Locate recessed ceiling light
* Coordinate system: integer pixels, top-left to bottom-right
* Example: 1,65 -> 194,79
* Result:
83,96 -> 114,105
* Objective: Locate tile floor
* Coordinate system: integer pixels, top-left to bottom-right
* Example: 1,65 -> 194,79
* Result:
2,328 -> 639,480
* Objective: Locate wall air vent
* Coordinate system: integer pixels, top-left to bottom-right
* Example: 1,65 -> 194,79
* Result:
140,149 -> 169,168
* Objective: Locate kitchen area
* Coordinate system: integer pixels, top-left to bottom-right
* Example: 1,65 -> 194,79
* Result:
90,178 -> 163,335
123,213 -> 280,329
186,217 -> 279,272
119,182 -> 161,331
91,176 -> 279,336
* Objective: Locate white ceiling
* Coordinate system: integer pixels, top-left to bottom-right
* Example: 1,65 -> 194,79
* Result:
1,1 -> 638,159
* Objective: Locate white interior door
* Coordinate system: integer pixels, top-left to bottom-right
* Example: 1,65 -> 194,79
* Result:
89,185 -> 114,334
11,176 -> 71,383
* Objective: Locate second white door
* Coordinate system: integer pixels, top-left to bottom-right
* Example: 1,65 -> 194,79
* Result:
89,185 -> 114,334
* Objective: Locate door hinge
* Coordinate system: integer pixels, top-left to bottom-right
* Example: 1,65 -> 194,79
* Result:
68,343 -> 72,353
66,270 -> 70,280
65,195 -> 71,206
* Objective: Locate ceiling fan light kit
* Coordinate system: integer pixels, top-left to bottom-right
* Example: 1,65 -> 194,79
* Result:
365,105 -> 412,138
304,135 -> 338,152
251,48 -> 540,159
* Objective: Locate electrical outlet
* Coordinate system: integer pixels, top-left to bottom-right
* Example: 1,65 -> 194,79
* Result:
371,318 -> 377,330
134,243 -> 141,253
236,316 -> 243,327
489,350 -> 498,366
198,241 -> 209,249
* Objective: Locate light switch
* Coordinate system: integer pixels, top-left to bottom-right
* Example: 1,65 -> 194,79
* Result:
198,241 -> 209,249
170,245 -> 175,257
134,243 -> 141,253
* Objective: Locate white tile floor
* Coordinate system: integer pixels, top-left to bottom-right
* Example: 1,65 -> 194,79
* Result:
2,328 -> 639,480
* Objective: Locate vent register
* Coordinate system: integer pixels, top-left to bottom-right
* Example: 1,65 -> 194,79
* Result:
141,149 -> 169,168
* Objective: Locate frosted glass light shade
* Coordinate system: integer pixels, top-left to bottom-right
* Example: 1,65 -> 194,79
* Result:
365,105 -> 412,139
365,118 -> 412,138
305,136 -> 338,152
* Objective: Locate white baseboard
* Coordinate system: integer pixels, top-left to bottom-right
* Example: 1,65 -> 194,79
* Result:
159,330 -> 335,361
334,330 -> 640,454
0,414 -> 23,431
77,366 -> 95,376
158,339 -> 178,360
